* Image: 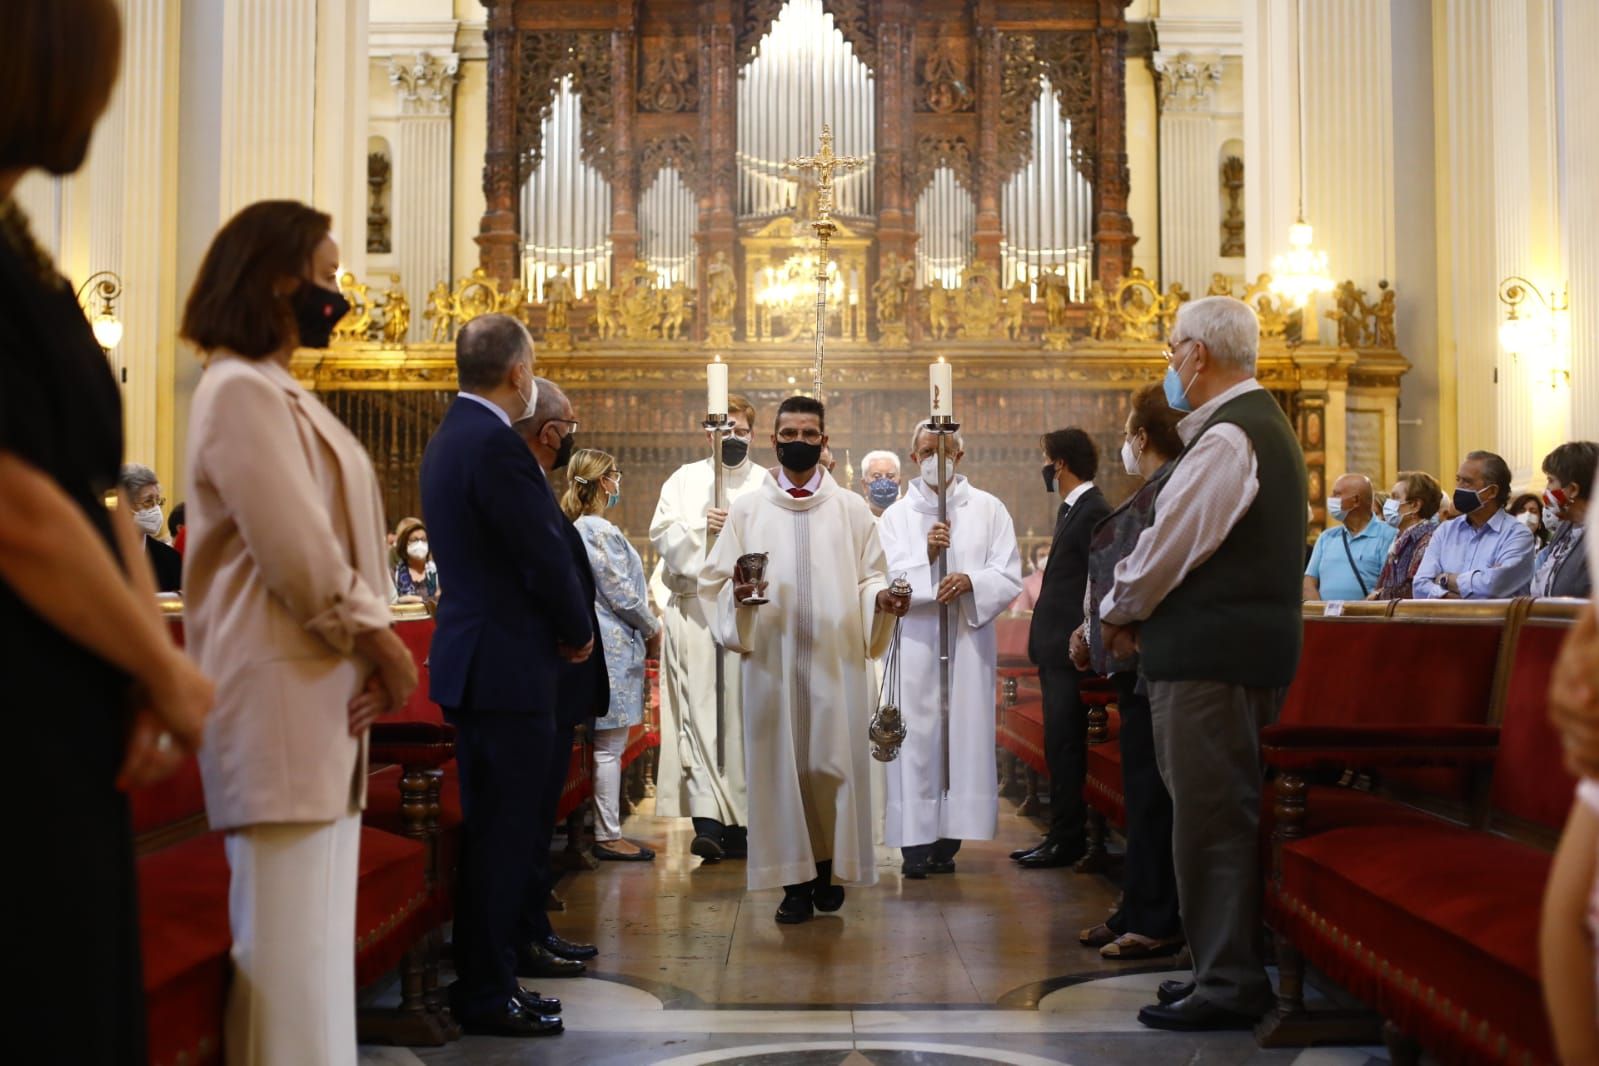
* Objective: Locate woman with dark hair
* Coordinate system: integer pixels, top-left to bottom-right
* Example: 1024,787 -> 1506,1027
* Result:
1533,442 -> 1598,598
1071,383 -> 1185,960
0,1 -> 214,1059
1371,470 -> 1442,600
1512,492 -> 1551,547
181,201 -> 418,1065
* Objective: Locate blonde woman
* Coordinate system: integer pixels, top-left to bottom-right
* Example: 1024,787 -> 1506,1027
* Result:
561,448 -> 661,860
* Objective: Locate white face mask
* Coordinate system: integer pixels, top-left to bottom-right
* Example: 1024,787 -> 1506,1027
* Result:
406,540 -> 429,561
1120,436 -> 1142,477
1516,510 -> 1541,533
515,368 -> 539,422
134,506 -> 164,536
920,455 -> 956,486
1544,506 -> 1561,530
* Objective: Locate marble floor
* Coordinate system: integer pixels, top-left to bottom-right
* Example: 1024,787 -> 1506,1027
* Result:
361,798 -> 1390,1066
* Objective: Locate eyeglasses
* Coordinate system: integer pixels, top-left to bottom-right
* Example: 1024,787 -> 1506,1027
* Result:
605,470 -> 622,483
729,428 -> 754,441
1163,338 -> 1197,365
775,427 -> 824,443
544,418 -> 579,435
134,495 -> 167,510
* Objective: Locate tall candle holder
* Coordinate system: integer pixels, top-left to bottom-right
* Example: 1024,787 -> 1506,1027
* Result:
927,412 -> 961,793
703,409 -> 733,772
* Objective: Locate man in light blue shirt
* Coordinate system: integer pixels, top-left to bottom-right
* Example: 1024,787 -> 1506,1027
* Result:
1304,473 -> 1397,601
1414,450 -> 1536,598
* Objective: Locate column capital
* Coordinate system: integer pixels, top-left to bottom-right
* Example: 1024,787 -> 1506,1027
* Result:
1152,51 -> 1223,113
389,52 -> 462,117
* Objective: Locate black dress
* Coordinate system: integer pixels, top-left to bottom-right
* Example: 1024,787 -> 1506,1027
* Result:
0,199 -> 147,1062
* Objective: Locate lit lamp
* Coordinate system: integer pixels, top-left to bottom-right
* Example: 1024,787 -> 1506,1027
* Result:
75,270 -> 124,353
1498,275 -> 1571,386
1269,218 -> 1334,307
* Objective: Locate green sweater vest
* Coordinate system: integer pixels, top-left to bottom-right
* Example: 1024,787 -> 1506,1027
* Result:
1139,387 -> 1308,689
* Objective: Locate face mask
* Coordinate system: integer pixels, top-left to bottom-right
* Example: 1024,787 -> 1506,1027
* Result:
1452,486 -> 1485,515
775,439 -> 823,473
1327,497 -> 1349,523
1544,506 -> 1561,530
720,436 -> 750,467
920,455 -> 955,485
1120,437 -> 1142,477
407,540 -> 429,561
606,490 -> 620,510
551,429 -> 575,470
134,506 -> 164,536
1545,486 -> 1575,520
867,477 -> 899,510
1162,346 -> 1197,413
1516,511 -> 1540,533
514,369 -> 539,422
1041,462 -> 1058,494
291,283 -> 351,349
1382,498 -> 1404,528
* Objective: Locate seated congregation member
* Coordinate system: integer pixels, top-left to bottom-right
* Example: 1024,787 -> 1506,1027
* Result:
1370,471 -> 1441,600
181,200 -> 419,1065
1071,383 -> 1184,961
1303,473 -> 1394,601
509,377 -> 608,981
700,396 -> 911,924
2,3 -> 213,1054
169,500 -> 188,555
1414,450 -> 1536,599
391,515 -> 439,605
1013,427 -> 1109,869
561,447 -> 662,861
1511,492 -> 1551,547
1532,441 -> 1597,599
877,421 -> 1022,878
120,462 -> 183,592
860,448 -> 902,517
422,319 -> 592,1036
1098,296 -> 1307,1030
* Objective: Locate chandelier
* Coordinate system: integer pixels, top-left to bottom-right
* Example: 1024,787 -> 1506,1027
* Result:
1269,0 -> 1333,308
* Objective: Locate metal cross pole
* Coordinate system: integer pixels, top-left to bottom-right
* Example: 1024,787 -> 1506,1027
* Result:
929,414 -> 960,793
703,412 -> 733,773
784,124 -> 865,399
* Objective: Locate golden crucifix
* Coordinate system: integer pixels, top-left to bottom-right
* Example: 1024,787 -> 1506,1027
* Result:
784,124 -> 867,398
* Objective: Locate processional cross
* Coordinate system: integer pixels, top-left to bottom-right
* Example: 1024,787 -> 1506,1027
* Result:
784,124 -> 866,398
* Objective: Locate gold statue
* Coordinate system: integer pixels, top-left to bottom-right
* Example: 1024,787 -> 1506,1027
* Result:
381,285 -> 410,345
706,251 -> 737,346
1158,283 -> 1191,340
1087,281 -> 1113,341
1373,281 -> 1396,348
872,252 -> 912,337
1242,273 -> 1287,338
332,271 -> 373,343
593,287 -> 618,340
617,260 -> 664,340
956,261 -> 1002,339
662,281 -> 693,340
1001,282 -> 1028,341
1041,270 -> 1071,331
925,280 -> 951,341
1324,280 -> 1368,348
425,281 -> 454,343
1207,272 -> 1233,297
542,266 -> 574,333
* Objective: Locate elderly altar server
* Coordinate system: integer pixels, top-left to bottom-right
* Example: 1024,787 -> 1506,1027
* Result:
877,422 -> 1021,877
701,395 -> 910,924
649,393 -> 766,862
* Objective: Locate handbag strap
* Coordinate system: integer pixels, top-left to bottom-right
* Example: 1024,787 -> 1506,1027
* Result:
1339,528 -> 1370,598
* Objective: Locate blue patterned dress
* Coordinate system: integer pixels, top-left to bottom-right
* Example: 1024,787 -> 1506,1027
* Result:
575,514 -> 661,730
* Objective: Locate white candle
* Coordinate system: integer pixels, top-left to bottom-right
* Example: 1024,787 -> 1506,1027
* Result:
929,357 -> 953,417
707,356 -> 729,415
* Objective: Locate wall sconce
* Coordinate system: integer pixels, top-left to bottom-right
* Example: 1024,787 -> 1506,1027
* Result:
76,270 -> 125,352
1498,275 -> 1570,387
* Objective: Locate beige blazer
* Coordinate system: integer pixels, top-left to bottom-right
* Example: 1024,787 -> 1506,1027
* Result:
184,354 -> 392,830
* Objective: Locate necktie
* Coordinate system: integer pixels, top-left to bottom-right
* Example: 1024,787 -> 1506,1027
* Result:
787,487 -> 812,498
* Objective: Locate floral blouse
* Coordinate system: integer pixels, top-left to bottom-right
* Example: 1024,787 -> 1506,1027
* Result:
1373,520 -> 1436,600
393,559 -> 439,602
575,515 -> 661,731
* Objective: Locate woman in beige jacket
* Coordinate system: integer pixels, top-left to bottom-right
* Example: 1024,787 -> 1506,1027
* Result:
180,201 -> 418,1066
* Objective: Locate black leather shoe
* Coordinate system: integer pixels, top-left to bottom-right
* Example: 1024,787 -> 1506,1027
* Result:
1157,979 -> 1195,1006
775,891 -> 814,924
901,859 -> 929,879
690,834 -> 725,863
456,997 -> 564,1037
514,985 -> 562,1014
1015,841 -> 1086,869
812,883 -> 845,912
1010,843 -> 1044,861
516,943 -> 586,979
927,859 -> 956,875
592,841 -> 655,862
542,932 -> 598,961
721,828 -> 749,859
1137,995 -> 1261,1032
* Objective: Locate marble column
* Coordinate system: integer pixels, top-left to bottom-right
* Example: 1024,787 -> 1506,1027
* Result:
219,0 -> 318,214
1566,0 -> 1599,441
390,52 -> 461,340
1152,52 -> 1222,296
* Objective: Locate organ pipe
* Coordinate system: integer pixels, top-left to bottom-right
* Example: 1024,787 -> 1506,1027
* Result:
640,166 -> 697,285
1000,75 -> 1093,301
521,75 -> 612,297
736,0 -> 875,220
914,167 -> 975,288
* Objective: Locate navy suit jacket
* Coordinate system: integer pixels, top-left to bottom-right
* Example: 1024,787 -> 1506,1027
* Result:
421,398 -> 592,713
1028,486 -> 1110,669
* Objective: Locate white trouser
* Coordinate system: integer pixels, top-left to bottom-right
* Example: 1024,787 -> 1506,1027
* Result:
592,727 -> 631,842
224,812 -> 361,1066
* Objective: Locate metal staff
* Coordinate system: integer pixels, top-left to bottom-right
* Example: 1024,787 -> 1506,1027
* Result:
784,124 -> 865,400
703,412 -> 732,773
929,414 -> 961,793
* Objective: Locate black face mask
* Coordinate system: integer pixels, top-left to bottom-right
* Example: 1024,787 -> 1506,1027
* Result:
1041,462 -> 1058,494
553,430 -> 576,470
721,437 -> 750,467
291,283 -> 351,349
775,439 -> 824,474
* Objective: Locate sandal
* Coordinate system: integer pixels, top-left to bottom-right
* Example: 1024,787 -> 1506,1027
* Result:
1099,932 -> 1185,960
1079,922 -> 1118,947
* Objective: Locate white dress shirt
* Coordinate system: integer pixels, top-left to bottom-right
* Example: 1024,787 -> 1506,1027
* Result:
1100,378 -> 1264,626
1063,479 -> 1096,510
456,390 -> 511,427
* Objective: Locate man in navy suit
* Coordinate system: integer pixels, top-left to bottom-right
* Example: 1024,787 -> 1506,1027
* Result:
421,314 -> 593,1037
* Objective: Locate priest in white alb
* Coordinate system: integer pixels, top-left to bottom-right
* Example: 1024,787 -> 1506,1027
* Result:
649,393 -> 766,863
701,396 -> 911,924
877,422 -> 1022,877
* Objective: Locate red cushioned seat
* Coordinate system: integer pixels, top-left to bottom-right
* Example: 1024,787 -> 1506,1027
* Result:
354,827 -> 431,988
1084,742 -> 1124,829
1000,697 -> 1047,775
365,759 -> 463,907
139,833 -> 231,1066
1278,823 -> 1553,1065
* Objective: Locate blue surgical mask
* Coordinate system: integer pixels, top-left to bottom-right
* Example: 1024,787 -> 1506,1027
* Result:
1382,498 -> 1403,528
1327,497 -> 1348,523
867,477 -> 899,510
1163,347 -> 1196,413
606,491 -> 620,510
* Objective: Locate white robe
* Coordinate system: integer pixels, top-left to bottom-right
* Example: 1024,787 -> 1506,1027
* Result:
649,456 -> 768,822
701,474 -> 896,890
876,475 -> 1022,847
